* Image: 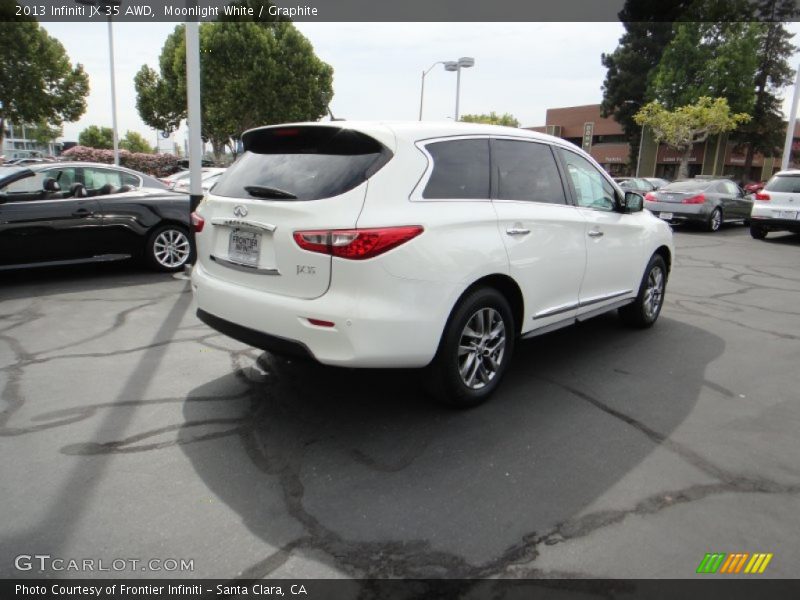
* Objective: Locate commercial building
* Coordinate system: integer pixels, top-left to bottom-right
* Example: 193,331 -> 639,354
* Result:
528,104 -> 799,182
1,122 -> 66,160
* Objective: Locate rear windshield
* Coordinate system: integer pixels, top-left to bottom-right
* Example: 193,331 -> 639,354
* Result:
661,180 -> 711,192
212,127 -> 391,201
765,175 -> 800,193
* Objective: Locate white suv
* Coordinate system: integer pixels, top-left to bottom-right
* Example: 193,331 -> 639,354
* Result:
191,122 -> 674,407
750,170 -> 800,239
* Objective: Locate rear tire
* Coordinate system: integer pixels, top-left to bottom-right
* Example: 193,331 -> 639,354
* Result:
707,208 -> 722,232
619,254 -> 667,328
425,287 -> 515,409
146,224 -> 194,272
750,223 -> 768,240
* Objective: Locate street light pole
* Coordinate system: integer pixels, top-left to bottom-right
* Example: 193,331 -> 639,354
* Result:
636,126 -> 645,177
781,63 -> 800,171
419,62 -> 444,121
449,57 -> 474,122
107,17 -> 120,165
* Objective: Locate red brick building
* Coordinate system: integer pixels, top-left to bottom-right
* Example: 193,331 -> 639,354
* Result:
528,104 -> 799,181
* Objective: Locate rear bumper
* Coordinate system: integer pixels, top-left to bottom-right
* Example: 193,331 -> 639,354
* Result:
645,202 -> 709,224
750,216 -> 800,232
191,261 -> 459,368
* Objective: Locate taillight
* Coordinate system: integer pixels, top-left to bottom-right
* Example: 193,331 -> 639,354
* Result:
293,226 -> 424,260
644,192 -> 657,202
755,192 -> 770,201
681,194 -> 706,204
191,212 -> 205,232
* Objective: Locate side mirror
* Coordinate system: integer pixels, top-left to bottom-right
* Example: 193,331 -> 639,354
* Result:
618,191 -> 644,213
43,177 -> 60,192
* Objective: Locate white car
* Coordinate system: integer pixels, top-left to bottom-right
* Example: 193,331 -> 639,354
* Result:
750,170 -> 800,239
169,168 -> 226,193
191,122 -> 674,407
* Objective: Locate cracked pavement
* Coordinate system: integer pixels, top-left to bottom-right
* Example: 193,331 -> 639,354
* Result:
1,226 -> 799,584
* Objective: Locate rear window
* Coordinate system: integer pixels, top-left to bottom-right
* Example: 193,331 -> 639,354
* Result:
212,127 -> 391,201
494,140 -> 566,204
422,139 -> 490,199
765,175 -> 800,193
662,180 -> 711,192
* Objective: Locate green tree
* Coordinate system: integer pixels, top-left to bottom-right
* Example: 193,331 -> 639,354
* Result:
0,17 -> 89,155
649,22 -> 762,114
78,125 -> 115,149
600,1 -> 694,168
634,97 -> 751,180
28,122 -> 63,147
460,112 -> 520,127
600,0 -> 755,169
135,17 -> 333,161
731,0 -> 798,179
120,130 -> 154,154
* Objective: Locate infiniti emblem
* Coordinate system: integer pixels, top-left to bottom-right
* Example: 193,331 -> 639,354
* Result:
233,205 -> 248,217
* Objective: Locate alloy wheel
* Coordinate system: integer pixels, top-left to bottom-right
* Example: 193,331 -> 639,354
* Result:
153,229 -> 191,269
643,265 -> 664,320
457,307 -> 506,390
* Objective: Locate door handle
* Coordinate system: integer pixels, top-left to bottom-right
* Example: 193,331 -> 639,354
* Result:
72,208 -> 92,217
588,230 -> 604,238
506,227 -> 530,236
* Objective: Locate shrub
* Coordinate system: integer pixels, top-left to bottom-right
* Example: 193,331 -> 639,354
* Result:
62,146 -> 181,177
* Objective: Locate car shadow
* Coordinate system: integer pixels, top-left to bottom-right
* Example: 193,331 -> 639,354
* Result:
179,312 -> 724,578
0,261 -> 175,300
761,232 -> 800,245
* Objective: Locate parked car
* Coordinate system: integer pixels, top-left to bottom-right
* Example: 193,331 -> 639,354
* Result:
172,168 -> 226,194
744,180 -> 766,195
614,177 -> 657,193
643,178 -> 752,232
191,122 -> 674,407
643,177 -> 670,190
749,170 -> 800,239
159,169 -> 189,189
0,162 -> 193,272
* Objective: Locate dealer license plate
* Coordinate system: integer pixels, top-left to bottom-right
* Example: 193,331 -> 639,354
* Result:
775,210 -> 798,219
659,212 -> 673,220
229,229 -> 261,266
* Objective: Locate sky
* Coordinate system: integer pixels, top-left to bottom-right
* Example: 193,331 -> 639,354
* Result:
39,21 -> 800,149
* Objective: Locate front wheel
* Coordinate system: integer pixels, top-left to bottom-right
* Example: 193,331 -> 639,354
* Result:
146,224 -> 194,272
619,254 -> 667,328
426,287 -> 515,408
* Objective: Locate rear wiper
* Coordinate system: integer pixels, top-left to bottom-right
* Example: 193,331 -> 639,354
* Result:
244,185 -> 297,199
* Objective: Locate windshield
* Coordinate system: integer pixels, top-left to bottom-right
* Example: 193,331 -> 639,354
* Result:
212,127 -> 391,201
765,175 -> 800,193
661,180 -> 711,192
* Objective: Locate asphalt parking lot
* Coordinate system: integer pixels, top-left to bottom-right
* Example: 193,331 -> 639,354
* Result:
1,225 -> 799,581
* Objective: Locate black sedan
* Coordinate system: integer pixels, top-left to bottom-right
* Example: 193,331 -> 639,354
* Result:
0,162 -> 193,272
643,178 -> 752,232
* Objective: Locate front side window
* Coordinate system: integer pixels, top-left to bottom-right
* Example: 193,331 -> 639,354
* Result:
422,139 -> 490,200
493,140 -> 566,204
3,172 -> 46,194
558,149 -> 616,211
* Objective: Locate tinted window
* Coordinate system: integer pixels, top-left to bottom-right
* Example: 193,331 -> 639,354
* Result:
122,173 -> 140,187
722,181 -> 740,195
84,168 -> 124,190
493,140 -> 565,204
213,127 -> 390,201
558,149 -> 616,210
764,175 -> 800,193
662,180 -> 711,192
423,139 -> 490,199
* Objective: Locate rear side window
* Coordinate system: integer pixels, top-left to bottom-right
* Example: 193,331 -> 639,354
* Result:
212,127 -> 391,201
422,139 -> 490,199
765,175 -> 800,193
493,140 -> 566,204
